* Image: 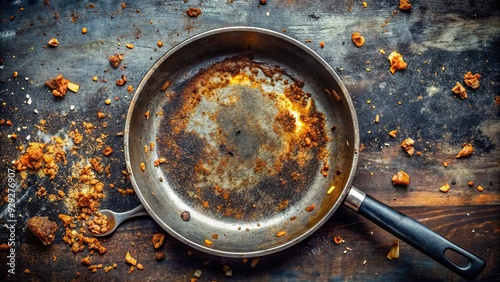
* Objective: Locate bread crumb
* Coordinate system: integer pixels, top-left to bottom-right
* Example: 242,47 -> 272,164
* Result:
45,75 -> 69,98
452,82 -> 467,99
388,51 -> 407,74
399,0 -> 412,10
186,7 -> 202,17
391,171 -> 410,186
400,138 -> 415,156
439,183 -> 450,193
456,143 -> 473,158
351,32 -> 365,47
463,71 -> 481,89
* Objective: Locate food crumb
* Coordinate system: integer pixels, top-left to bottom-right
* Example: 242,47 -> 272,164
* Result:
333,236 -> 343,245
116,75 -> 127,86
81,256 -> 91,266
125,252 -> 137,266
48,38 -> 59,47
276,231 -> 286,237
388,130 -> 398,138
305,204 -> 315,212
463,71 -> 481,89
327,185 -> 335,195
152,233 -> 165,249
391,171 -> 410,186
452,82 -> 467,99
351,32 -> 365,47
86,212 -> 109,235
204,239 -> 213,245
27,216 -> 57,245
319,41 -> 325,48
477,186 -> 484,192
456,143 -> 473,158
109,54 -> 124,68
125,43 -> 134,49
400,137 -> 415,156
387,239 -> 400,260
439,183 -> 450,193
388,51 -> 407,74
186,7 -> 202,17
399,0 -> 412,11
45,75 -> 69,98
81,27 -> 87,34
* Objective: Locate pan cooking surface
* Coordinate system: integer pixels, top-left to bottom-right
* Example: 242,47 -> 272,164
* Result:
126,27 -> 358,256
156,56 -> 330,222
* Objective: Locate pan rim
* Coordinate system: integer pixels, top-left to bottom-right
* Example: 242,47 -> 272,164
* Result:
124,26 -> 360,257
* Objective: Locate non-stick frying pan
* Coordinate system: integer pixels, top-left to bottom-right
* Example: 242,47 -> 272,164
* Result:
124,27 -> 485,280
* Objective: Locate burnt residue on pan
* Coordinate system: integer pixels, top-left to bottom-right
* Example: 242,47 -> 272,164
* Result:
156,56 -> 329,221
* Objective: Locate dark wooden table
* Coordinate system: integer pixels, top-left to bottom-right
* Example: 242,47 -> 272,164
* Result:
0,1 -> 499,281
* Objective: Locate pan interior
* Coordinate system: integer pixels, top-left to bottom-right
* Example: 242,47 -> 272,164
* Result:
126,28 -> 357,257
157,56 -> 329,222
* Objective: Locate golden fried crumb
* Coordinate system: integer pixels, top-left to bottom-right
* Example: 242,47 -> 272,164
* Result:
389,130 -> 398,138
452,82 -> 467,99
58,214 -> 73,227
48,38 -> 59,47
102,147 -> 113,157
456,143 -> 473,158
81,256 -> 91,266
388,51 -> 407,74
351,32 -> 365,47
391,171 -> 410,186
45,75 -> 69,97
439,183 -> 450,193
387,240 -> 400,260
86,212 -> 108,235
108,54 -> 123,68
125,252 -> 137,266
152,233 -> 165,249
463,71 -> 481,89
400,137 -> 415,156
399,0 -> 412,10
118,188 -> 135,195
116,74 -> 127,86
333,236 -> 343,245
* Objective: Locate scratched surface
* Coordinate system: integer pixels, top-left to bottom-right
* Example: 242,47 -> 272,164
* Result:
0,0 -> 499,281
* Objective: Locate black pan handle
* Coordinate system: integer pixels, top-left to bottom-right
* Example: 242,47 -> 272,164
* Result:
344,186 -> 486,280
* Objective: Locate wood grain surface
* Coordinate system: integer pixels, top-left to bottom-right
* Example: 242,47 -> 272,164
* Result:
0,0 -> 498,281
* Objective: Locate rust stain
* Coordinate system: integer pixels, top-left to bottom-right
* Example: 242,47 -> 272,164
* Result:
156,56 -> 329,220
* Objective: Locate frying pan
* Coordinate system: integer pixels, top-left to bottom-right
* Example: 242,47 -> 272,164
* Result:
124,27 -> 485,279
